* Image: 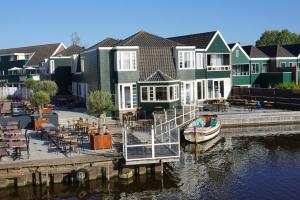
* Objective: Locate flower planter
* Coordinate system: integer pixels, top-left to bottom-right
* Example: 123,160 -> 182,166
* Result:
90,134 -> 112,150
34,118 -> 49,131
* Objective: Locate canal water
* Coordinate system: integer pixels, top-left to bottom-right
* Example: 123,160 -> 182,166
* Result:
1,126 -> 300,200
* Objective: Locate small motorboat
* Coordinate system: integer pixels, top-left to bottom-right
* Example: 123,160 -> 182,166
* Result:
183,115 -> 221,143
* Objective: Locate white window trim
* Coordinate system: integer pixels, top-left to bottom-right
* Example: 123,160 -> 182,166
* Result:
207,79 -> 225,100
251,63 -> 260,74
279,62 -> 287,68
140,85 -> 179,103
181,81 -> 196,105
196,53 -> 204,69
116,51 -> 137,71
49,60 -> 55,74
232,64 -> 250,76
117,83 -> 137,110
289,62 -> 297,67
178,51 -> 195,70
206,53 -> 230,71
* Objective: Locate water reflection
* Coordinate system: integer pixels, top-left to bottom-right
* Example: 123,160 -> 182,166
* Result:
1,125 -> 300,199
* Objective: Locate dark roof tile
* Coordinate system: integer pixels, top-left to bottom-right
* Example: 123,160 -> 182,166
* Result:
257,45 -> 294,57
86,38 -> 120,50
54,44 -> 84,56
138,47 -> 177,81
283,44 -> 300,57
118,31 -> 182,47
144,70 -> 174,82
167,31 -> 217,49
242,45 -> 268,58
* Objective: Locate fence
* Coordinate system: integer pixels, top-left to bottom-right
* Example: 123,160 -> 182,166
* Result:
122,104 -> 201,165
0,87 -> 30,99
231,87 -> 300,109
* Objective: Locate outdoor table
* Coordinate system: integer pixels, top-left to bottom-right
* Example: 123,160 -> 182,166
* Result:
0,148 -> 7,159
8,141 -> 27,160
6,121 -> 19,126
4,129 -> 22,135
0,142 -> 7,148
4,125 -> 19,130
1,135 -> 26,142
40,123 -> 57,131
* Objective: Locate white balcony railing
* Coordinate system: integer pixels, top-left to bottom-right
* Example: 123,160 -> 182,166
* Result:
207,65 -> 231,71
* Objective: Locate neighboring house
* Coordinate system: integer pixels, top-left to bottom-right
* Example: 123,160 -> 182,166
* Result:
0,43 -> 65,87
72,30 -> 232,117
48,44 -> 85,95
230,43 -> 300,88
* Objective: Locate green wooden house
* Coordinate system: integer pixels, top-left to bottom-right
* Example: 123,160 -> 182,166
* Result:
49,44 -> 85,95
72,30 -> 232,117
0,43 -> 65,87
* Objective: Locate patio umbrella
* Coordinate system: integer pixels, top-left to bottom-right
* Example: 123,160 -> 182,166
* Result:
8,67 -> 22,71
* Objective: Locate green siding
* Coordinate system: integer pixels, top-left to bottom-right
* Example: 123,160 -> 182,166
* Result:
195,69 -> 207,79
177,69 -> 196,80
99,50 -> 113,92
232,46 -> 249,64
276,58 -> 298,67
207,34 -> 230,53
115,49 -> 139,83
259,72 -> 292,88
0,60 -> 28,83
207,71 -> 230,78
51,58 -> 72,95
79,50 -> 99,91
233,76 -> 251,86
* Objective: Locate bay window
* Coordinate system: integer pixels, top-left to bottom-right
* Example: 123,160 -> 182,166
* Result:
178,51 -> 195,69
116,51 -> 137,71
140,85 -> 179,102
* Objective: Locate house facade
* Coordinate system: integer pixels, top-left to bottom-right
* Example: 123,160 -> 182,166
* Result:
48,45 -> 85,95
0,43 -> 65,87
71,31 -> 232,116
231,43 -> 300,88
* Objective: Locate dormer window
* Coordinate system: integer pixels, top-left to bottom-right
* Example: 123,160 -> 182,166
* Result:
178,51 -> 195,69
116,51 -> 137,71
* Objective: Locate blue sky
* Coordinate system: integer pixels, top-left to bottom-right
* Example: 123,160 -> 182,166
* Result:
0,0 -> 299,49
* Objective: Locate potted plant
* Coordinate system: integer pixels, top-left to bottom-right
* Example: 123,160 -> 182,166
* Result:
87,91 -> 115,150
31,91 -> 51,130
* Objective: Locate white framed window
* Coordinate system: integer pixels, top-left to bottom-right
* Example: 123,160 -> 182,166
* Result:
140,85 -> 179,102
251,63 -> 260,74
80,59 -> 85,72
178,51 -> 195,69
116,51 -> 137,71
49,60 -> 55,74
118,83 -> 137,110
196,80 -> 206,100
207,80 -> 225,99
236,49 -> 239,57
196,53 -> 204,69
289,62 -> 297,67
232,64 -> 250,76
280,62 -> 286,68
181,81 -> 195,104
262,64 -> 268,73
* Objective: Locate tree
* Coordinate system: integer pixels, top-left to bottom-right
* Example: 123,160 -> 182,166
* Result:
30,91 -> 51,117
87,91 -> 115,133
24,79 -> 36,90
274,82 -> 300,90
33,80 -> 58,95
71,32 -> 81,46
256,29 -> 300,46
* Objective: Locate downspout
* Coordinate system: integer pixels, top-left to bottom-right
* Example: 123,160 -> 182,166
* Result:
97,49 -> 101,90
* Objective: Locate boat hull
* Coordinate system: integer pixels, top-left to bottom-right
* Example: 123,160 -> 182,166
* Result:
183,117 -> 221,143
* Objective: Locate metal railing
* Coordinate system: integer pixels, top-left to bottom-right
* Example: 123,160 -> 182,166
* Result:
122,103 -> 200,164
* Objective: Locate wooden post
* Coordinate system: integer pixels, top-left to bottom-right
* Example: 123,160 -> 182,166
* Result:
46,171 -> 49,187
161,161 -> 164,175
174,107 -> 177,125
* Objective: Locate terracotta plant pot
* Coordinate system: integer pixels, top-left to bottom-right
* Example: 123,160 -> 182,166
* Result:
90,133 -> 112,150
34,118 -> 49,131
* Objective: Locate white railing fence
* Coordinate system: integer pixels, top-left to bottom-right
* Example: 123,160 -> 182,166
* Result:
0,87 -> 31,99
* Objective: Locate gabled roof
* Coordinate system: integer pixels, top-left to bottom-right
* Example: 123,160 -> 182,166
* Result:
257,45 -> 295,58
138,47 -> 177,81
283,44 -> 300,57
0,43 -> 64,66
167,31 -> 217,49
86,37 -> 120,50
54,44 -> 85,56
228,43 -> 238,49
117,31 -> 182,47
144,70 -> 174,82
242,45 -> 269,58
